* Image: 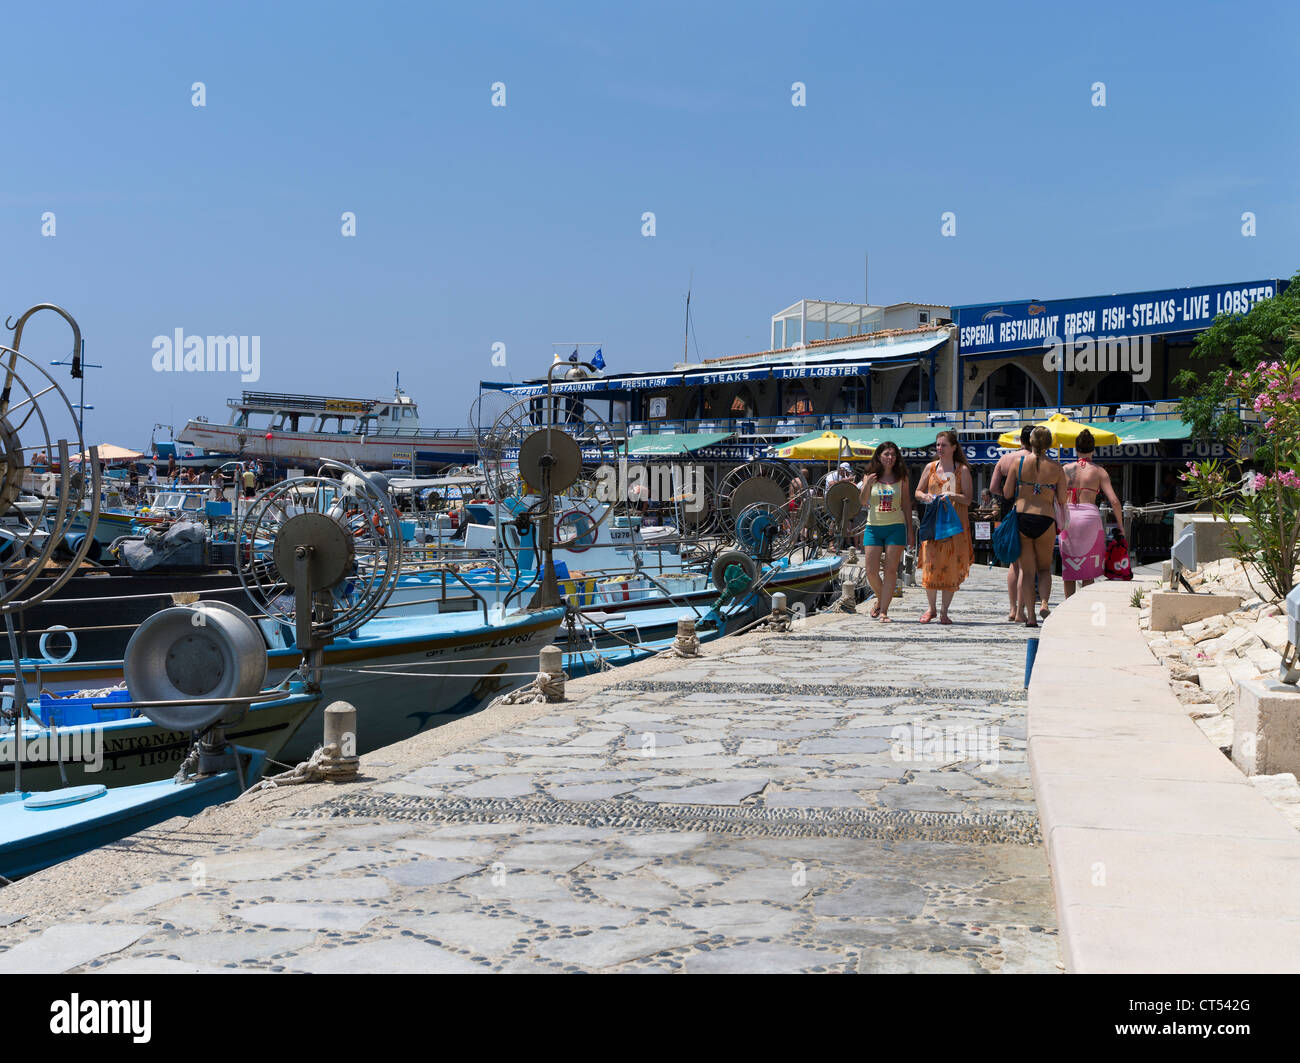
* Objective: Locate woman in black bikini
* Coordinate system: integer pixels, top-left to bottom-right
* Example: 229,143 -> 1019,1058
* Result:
1002,426 -> 1069,629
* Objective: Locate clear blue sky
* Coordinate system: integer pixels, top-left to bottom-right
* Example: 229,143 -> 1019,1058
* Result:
3,0 -> 1296,447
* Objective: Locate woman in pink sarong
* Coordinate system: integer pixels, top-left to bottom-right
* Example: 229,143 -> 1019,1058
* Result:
1059,430 -> 1124,597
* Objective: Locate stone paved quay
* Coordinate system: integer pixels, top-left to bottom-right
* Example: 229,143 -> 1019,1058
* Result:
0,566 -> 1060,973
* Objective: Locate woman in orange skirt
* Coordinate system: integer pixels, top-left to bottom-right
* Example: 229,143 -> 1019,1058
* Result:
913,430 -> 974,624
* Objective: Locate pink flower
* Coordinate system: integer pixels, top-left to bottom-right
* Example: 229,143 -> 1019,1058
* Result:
1255,473 -> 1268,490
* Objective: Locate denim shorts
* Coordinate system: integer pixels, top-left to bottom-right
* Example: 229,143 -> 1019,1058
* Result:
863,523 -> 907,547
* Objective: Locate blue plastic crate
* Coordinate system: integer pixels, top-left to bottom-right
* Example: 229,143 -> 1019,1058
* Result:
38,689 -> 134,728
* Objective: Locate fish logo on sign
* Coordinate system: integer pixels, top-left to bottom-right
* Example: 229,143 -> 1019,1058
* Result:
1027,304 -> 1047,315
981,307 -> 1011,322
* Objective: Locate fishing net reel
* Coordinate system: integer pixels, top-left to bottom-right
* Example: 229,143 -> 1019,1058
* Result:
718,459 -> 809,562
817,479 -> 866,545
235,461 -> 402,654
0,305 -> 100,614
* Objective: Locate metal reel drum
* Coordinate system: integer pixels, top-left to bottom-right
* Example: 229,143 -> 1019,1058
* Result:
718,460 -> 810,545
518,428 -> 583,495
823,481 -> 863,530
124,600 -> 268,732
272,512 -> 355,591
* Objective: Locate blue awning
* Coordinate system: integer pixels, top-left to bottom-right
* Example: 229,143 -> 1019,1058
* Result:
773,361 -> 877,381
680,367 -> 772,386
480,373 -> 683,395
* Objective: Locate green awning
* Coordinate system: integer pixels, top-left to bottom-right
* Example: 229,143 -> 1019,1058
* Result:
624,432 -> 733,455
1088,419 -> 1194,443
770,427 -> 942,454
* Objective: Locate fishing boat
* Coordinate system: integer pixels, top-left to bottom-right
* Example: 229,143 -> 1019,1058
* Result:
0,304 -> 297,882
177,385 -> 480,470
0,747 -> 266,881
0,685 -> 318,791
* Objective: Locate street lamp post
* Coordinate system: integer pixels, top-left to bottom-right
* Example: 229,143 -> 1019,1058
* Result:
50,340 -> 101,436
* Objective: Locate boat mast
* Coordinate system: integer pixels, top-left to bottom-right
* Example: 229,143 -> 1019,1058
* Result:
683,271 -> 693,364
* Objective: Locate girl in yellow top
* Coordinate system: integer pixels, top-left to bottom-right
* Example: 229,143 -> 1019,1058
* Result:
858,441 -> 913,622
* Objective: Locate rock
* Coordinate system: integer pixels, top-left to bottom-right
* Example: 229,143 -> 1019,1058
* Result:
1196,627 -> 1257,659
1171,680 -> 1214,706
1246,774 -> 1300,829
1194,712 -> 1234,751
1210,687 -> 1237,712
1184,615 -> 1230,643
1167,664 -> 1198,684
1186,705 -> 1223,721
1255,618 -> 1290,653
1196,667 -> 1232,693
1245,647 -> 1283,675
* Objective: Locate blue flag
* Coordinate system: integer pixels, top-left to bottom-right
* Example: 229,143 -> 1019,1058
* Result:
591,347 -> 605,370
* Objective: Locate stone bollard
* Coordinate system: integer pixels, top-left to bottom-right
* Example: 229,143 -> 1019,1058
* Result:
768,592 -> 792,632
539,644 -> 567,700
654,618 -> 703,658
320,701 -> 360,780
902,549 -> 917,588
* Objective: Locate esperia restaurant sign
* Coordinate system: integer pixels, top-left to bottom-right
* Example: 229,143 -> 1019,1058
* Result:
955,279 -> 1286,356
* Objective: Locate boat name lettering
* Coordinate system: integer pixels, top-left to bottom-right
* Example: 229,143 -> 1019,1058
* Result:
424,632 -> 535,658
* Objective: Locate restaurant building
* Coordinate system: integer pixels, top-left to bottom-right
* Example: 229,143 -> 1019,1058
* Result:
479,275 -> 1287,556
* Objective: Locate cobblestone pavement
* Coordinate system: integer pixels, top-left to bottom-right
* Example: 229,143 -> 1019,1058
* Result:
0,566 -> 1060,973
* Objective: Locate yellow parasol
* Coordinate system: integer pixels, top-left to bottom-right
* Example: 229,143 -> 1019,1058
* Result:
997,412 -> 1121,449
773,431 -> 875,461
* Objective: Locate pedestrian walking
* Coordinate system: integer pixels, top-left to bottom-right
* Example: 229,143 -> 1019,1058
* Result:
914,430 -> 974,624
826,462 -> 854,487
242,464 -> 257,499
989,425 -> 1035,622
1060,429 -> 1123,598
858,441 -> 912,622
1004,426 -> 1068,628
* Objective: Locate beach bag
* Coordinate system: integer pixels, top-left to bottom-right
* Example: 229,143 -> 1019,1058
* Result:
992,455 -> 1023,564
917,498 -> 938,542
933,495 -> 962,541
1105,534 -> 1133,581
